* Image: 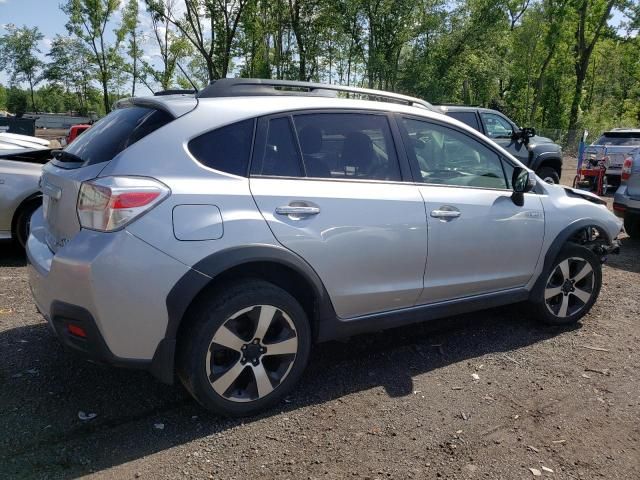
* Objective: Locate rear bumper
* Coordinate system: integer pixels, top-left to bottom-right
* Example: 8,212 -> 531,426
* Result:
26,208 -> 193,383
613,186 -> 640,219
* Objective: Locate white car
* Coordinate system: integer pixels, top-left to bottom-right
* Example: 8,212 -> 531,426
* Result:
0,134 -> 51,247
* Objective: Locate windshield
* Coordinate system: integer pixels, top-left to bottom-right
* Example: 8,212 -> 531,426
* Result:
63,107 -> 173,166
594,132 -> 640,147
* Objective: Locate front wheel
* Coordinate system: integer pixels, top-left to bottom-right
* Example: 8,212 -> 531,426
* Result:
177,280 -> 311,417
624,214 -> 640,238
536,166 -> 560,184
530,244 -> 602,325
14,200 -> 41,249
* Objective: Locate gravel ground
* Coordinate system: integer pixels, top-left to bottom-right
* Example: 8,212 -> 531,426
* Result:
1,162 -> 638,479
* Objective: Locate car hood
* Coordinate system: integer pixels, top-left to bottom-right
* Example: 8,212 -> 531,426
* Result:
531,135 -> 554,144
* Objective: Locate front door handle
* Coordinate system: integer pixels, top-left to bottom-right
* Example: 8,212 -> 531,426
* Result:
430,207 -> 461,219
275,205 -> 320,217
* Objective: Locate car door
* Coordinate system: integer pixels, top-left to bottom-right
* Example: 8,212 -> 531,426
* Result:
479,112 -> 529,166
397,115 -> 545,304
249,111 -> 428,319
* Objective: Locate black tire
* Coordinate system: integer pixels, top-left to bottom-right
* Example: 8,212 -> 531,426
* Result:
177,279 -> 311,417
624,214 -> 640,238
536,166 -> 560,184
14,200 -> 41,249
529,243 -> 602,325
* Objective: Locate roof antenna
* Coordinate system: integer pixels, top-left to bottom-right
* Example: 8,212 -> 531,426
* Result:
177,62 -> 199,93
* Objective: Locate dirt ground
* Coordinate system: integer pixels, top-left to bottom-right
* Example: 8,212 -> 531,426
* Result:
1,162 -> 638,479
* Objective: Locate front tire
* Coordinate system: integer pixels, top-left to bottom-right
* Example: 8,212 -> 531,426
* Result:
536,166 -> 560,184
177,280 -> 311,417
624,214 -> 640,238
530,244 -> 602,325
14,200 -> 41,249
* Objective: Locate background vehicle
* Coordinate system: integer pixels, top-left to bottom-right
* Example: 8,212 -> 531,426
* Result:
0,132 -> 50,153
60,124 -> 91,146
436,105 -> 563,184
585,129 -> 640,190
0,147 -> 51,247
613,153 -> 640,237
27,79 -> 621,417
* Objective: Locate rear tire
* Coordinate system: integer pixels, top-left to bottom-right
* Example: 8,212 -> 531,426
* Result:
624,214 -> 640,238
529,243 -> 602,325
537,166 -> 560,184
177,279 -> 311,417
14,200 -> 41,249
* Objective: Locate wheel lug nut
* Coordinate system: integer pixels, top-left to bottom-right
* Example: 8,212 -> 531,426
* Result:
241,345 -> 246,350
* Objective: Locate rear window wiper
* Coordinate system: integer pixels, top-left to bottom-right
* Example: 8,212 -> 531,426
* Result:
52,149 -> 84,164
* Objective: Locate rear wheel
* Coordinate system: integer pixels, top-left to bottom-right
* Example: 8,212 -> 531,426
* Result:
14,200 -> 41,249
530,244 -> 602,325
177,280 -> 311,416
624,214 -> 640,238
537,166 -> 560,184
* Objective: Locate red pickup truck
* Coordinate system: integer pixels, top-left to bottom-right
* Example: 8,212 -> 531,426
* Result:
63,124 -> 91,146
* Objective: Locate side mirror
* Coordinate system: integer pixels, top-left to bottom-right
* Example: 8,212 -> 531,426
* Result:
519,127 -> 536,141
511,167 -> 536,206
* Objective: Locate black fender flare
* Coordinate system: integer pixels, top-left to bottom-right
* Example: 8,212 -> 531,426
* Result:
153,245 -> 336,383
530,218 -> 612,299
530,152 -> 562,174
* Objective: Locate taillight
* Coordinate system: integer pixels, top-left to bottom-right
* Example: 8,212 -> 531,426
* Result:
621,157 -> 633,181
77,176 -> 170,232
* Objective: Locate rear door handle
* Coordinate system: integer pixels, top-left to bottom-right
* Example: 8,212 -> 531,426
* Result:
275,205 -> 320,216
430,208 -> 461,219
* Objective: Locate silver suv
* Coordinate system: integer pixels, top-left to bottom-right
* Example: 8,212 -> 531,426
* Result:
27,79 -> 622,416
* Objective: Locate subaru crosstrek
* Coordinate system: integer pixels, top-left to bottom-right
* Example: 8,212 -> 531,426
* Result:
27,79 -> 622,416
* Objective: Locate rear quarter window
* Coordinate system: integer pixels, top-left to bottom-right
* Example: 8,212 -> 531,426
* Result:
65,107 -> 173,166
188,119 -> 255,176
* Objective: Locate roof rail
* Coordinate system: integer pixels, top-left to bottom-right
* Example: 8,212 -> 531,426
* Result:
196,78 -> 434,111
154,89 -> 196,96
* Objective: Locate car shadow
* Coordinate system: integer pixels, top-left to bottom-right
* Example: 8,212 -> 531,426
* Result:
605,235 -> 640,274
0,304 -> 578,478
0,240 -> 26,267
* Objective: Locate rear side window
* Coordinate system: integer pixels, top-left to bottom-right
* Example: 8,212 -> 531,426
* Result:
188,119 -> 255,176
447,111 -> 480,131
292,113 -> 401,181
65,107 -> 173,166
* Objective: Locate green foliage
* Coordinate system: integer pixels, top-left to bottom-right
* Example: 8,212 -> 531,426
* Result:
3,0 -> 638,144
0,24 -> 45,111
62,0 -> 124,113
6,87 -> 28,115
0,84 -> 6,111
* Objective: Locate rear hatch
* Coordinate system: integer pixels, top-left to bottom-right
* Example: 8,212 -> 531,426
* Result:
40,105 -> 177,253
587,131 -> 640,170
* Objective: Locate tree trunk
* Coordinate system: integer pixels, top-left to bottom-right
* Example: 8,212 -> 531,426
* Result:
101,72 -> 110,114
29,79 -> 36,113
529,45 -> 556,123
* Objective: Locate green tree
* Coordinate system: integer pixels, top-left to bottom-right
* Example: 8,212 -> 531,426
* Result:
62,0 -> 124,113
119,0 -> 144,96
44,35 -> 96,114
146,0 -> 250,82
142,0 -> 192,91
0,24 -> 45,112
6,87 -> 28,115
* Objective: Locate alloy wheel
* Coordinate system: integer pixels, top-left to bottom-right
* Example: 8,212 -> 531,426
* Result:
544,257 -> 595,318
206,305 -> 298,402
